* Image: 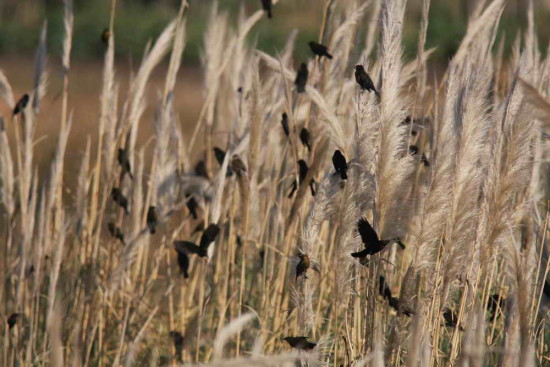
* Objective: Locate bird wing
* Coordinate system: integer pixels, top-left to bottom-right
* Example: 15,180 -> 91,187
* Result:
357,217 -> 379,245
200,224 -> 220,249
174,241 -> 202,255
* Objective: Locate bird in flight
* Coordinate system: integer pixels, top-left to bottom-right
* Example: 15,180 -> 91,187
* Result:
351,218 -> 405,260
282,336 -> 317,350
174,224 -> 220,278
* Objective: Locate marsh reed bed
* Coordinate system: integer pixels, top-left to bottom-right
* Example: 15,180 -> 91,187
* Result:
1,0 -> 550,366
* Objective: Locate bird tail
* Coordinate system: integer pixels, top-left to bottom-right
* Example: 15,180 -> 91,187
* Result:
327,53 -> 333,59
267,9 -> 272,18
374,89 -> 381,99
341,171 -> 348,180
351,250 -> 367,258
392,238 -> 406,249
129,172 -> 134,180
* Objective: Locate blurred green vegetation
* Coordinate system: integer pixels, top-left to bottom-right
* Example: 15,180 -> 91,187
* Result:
0,0 -> 549,65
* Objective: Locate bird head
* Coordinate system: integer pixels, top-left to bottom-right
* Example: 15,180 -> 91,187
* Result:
308,41 -> 314,47
355,65 -> 365,71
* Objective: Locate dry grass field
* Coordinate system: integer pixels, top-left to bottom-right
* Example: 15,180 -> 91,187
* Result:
1,0 -> 550,367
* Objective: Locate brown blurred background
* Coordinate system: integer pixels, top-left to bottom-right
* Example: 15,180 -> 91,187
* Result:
0,0 -> 548,180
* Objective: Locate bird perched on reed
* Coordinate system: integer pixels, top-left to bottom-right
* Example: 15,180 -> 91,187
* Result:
107,222 -> 125,244
288,160 -> 316,198
332,150 -> 348,180
351,218 -> 405,260
174,224 -> 220,278
111,188 -> 129,214
260,0 -> 272,18
300,127 -> 312,151
231,154 -> 248,177
295,63 -> 308,93
7,313 -> 20,330
281,113 -> 290,138
282,336 -> 317,350
169,331 -> 184,362
13,94 -> 29,116
147,206 -> 158,234
186,194 -> 199,219
442,309 -> 463,330
213,147 -> 233,176
296,253 -> 311,280
308,41 -> 333,59
101,28 -> 111,45
194,159 -> 208,178
117,148 -> 134,180
354,65 -> 380,97
487,294 -> 505,321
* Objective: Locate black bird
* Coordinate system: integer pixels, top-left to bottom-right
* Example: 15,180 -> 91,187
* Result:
7,313 -> 20,330
332,150 -> 348,180
213,147 -> 233,176
231,154 -> 248,177
101,28 -> 111,45
261,0 -> 272,18
308,41 -> 333,59
401,116 -> 412,125
487,294 -> 505,321
111,188 -> 129,214
288,160 -> 316,198
194,159 -> 208,178
118,148 -> 134,180
281,113 -> 290,138
107,222 -> 125,244
420,154 -> 430,167
295,63 -> 309,93
296,254 -> 311,280
169,331 -> 184,362
147,206 -> 158,234
354,65 -> 380,97
283,336 -> 316,350
299,128 -> 312,151
351,218 -> 405,260
379,276 -> 400,312
186,194 -> 199,219
543,279 -> 550,298
13,94 -> 29,116
408,145 -> 419,156
174,224 -> 220,278
442,308 -> 463,330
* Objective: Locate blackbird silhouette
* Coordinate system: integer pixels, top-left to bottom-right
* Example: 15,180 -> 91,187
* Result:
186,194 -> 199,219
169,331 -> 184,362
442,309 -> 463,330
7,313 -> 20,330
351,218 -> 405,260
231,154 -> 248,177
194,159 -> 208,178
213,147 -> 234,176
295,63 -> 309,93
101,28 -> 111,45
107,222 -> 125,244
111,188 -> 129,214
379,276 -> 399,311
296,253 -> 311,280
300,127 -> 312,151
13,94 -> 29,116
288,160 -> 316,198
261,0 -> 272,18
283,336 -> 316,350
408,145 -> 419,156
543,279 -> 550,298
147,206 -> 158,234
308,41 -> 333,59
487,294 -> 505,321
118,148 -> 134,180
174,224 -> 220,278
281,113 -> 290,138
332,150 -> 348,180
421,154 -> 430,167
354,65 -> 380,97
